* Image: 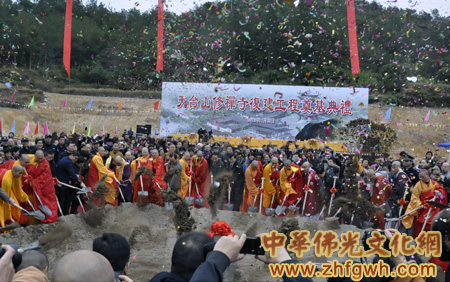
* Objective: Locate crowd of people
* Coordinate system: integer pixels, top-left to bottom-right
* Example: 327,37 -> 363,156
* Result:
0,129 -> 450,281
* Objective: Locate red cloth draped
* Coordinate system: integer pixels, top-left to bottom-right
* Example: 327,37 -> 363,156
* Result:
26,160 -> 58,223
282,169 -> 304,206
347,0 -> 360,75
156,0 -> 164,71
192,157 -> 210,209
302,170 -> 322,216
152,157 -> 167,190
131,158 -> 156,203
63,0 -> 73,77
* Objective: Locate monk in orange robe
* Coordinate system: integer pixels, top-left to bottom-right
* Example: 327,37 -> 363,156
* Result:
150,149 -> 167,206
191,151 -> 210,209
86,147 -> 116,205
242,160 -> 263,212
130,147 -> 154,203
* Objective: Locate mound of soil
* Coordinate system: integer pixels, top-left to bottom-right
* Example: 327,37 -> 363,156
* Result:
1,203 -> 439,281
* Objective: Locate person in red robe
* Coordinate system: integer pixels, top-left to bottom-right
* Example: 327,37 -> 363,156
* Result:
301,162 -> 322,216
130,148 -> 154,203
150,149 -> 167,206
24,151 -> 58,223
191,151 -> 210,209
366,169 -> 393,230
402,169 -> 447,238
242,160 -> 263,212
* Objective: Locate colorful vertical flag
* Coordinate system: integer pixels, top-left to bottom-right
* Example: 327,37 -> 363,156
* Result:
23,122 -> 30,135
87,98 -> 92,110
118,101 -> 122,111
424,110 -> 430,122
101,125 -> 105,136
347,0 -> 360,75
72,124 -> 75,134
11,120 -> 15,133
63,0 -> 73,77
384,108 -> 391,120
154,101 -> 160,111
87,124 -> 91,136
43,121 -> 49,135
11,90 -> 16,103
115,127 -> 118,135
0,117 -> 3,133
34,122 -> 39,135
156,0 -> 164,71
29,96 -> 35,107
63,97 -> 67,108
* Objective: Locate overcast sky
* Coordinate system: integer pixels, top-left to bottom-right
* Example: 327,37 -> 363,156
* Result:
93,0 -> 450,16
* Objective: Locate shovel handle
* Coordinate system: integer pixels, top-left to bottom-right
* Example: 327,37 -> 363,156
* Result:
114,177 -> 126,203
421,196 -> 437,232
58,181 -> 83,191
269,193 -> 275,208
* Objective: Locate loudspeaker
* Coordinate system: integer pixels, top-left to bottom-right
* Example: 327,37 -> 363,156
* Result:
136,125 -> 152,135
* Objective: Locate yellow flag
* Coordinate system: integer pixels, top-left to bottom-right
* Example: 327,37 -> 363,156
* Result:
72,124 -> 75,134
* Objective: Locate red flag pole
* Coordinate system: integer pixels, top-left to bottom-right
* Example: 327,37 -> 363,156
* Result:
347,0 -> 360,75
63,0 -> 73,78
156,0 -> 164,71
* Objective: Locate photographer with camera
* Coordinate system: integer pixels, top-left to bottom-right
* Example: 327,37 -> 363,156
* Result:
0,244 -> 16,282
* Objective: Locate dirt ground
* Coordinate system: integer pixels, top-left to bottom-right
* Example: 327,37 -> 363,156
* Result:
0,204 -> 358,282
1,91 -> 449,158
1,202 -> 446,281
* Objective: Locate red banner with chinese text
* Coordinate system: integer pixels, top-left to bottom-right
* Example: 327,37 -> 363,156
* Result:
347,0 -> 360,75
156,0 -> 164,71
63,0 -> 73,77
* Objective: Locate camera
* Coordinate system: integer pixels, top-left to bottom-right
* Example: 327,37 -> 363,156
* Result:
361,230 -> 390,252
0,243 -> 23,269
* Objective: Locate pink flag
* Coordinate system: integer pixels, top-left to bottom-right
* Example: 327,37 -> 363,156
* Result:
63,97 -> 67,108
44,121 -> 49,134
424,110 -> 430,122
115,127 -> 118,135
23,122 -> 29,135
102,125 -> 105,136
11,90 -> 15,103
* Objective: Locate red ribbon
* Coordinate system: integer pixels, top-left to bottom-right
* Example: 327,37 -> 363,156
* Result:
304,185 -> 311,193
347,0 -> 360,75
330,187 -> 338,195
398,198 -> 407,206
63,0 -> 73,77
156,0 -> 164,71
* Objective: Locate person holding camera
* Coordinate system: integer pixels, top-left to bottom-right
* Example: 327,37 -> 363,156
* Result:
0,244 -> 16,282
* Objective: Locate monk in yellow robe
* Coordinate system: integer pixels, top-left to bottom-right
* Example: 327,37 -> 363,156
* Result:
177,152 -> 192,198
86,147 -> 116,205
262,157 -> 280,209
402,169 -> 447,237
279,160 -> 303,207
0,165 -> 29,227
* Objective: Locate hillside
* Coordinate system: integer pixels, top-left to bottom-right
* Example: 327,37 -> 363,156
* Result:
0,90 -> 448,158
